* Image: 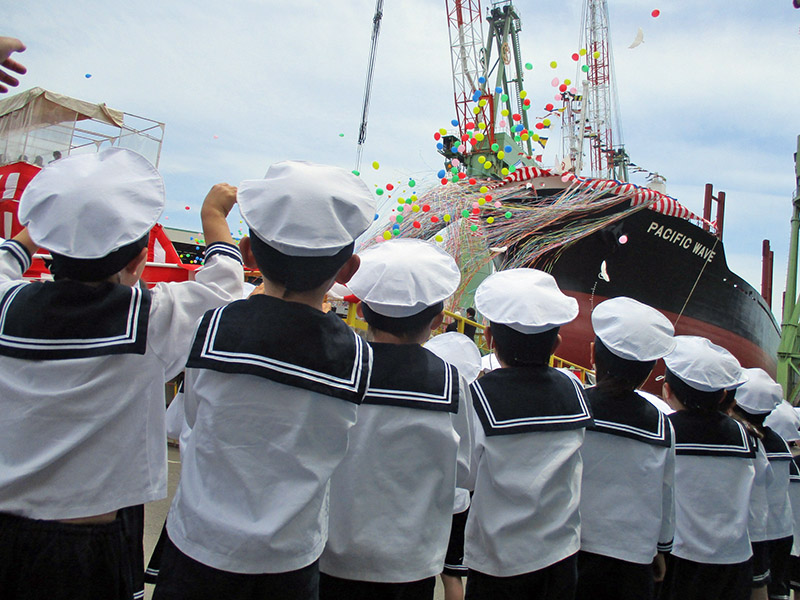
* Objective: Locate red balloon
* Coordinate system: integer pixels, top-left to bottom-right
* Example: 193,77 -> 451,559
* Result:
441,178 -> 448,185
184,206 -> 190,210
469,178 -> 477,185
571,53 -> 580,61
535,122 -> 544,130
461,134 -> 469,142
485,194 -> 493,202
412,221 -> 421,229
545,103 -> 554,111
469,138 -> 478,146
431,215 -> 439,223
559,84 -> 567,92
523,98 -> 531,106
422,204 -> 431,212
472,207 -> 480,215
651,8 -> 660,17
465,122 -> 475,130
512,113 -> 521,121
386,183 -> 394,191
457,172 -> 466,180
434,132 -> 441,140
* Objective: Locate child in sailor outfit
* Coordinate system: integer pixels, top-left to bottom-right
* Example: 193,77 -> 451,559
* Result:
733,369 -> 793,600
463,268 -> 592,600
0,148 -> 244,600
659,336 -> 755,600
575,296 -> 677,600
153,160 -> 375,600
318,238 -> 472,600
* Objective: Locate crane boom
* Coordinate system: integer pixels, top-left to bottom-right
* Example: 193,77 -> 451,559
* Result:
355,0 -> 384,173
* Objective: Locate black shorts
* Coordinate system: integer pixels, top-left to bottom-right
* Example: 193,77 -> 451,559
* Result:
144,521 -> 169,584
319,572 -> 436,600
767,536 -> 793,600
152,533 -> 319,600
119,504 -> 145,599
0,510 -> 133,600
660,555 -> 752,600
443,508 -> 469,577
575,550 -> 654,600
465,553 -> 578,600
788,554 -> 800,591
751,540 -> 772,587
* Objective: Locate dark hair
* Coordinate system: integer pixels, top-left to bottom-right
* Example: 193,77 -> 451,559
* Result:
665,368 -> 725,411
249,232 -> 353,292
466,307 -> 476,318
361,301 -> 444,339
490,322 -> 559,367
593,337 -> 656,393
50,235 -> 148,282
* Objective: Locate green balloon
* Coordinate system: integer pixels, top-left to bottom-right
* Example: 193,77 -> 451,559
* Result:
352,170 -> 360,176
501,94 -> 509,102
504,211 -> 513,219
461,209 -> 470,218
408,179 -> 416,187
376,188 -> 384,195
396,214 -> 404,223
491,143 -> 499,151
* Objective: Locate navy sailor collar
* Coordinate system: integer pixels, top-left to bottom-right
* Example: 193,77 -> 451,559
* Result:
363,343 -> 459,413
471,366 -> 593,436
762,427 -> 793,461
0,280 -> 150,359
585,387 -> 672,448
186,295 -> 371,404
668,411 -> 757,459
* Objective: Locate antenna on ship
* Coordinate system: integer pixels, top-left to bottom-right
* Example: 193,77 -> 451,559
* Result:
355,0 -> 384,174
562,0 -> 629,181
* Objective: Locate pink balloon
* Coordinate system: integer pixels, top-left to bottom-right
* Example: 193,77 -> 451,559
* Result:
569,87 -> 577,94
389,214 -> 396,222
451,158 -> 460,166
499,120 -> 507,127
551,77 -> 560,87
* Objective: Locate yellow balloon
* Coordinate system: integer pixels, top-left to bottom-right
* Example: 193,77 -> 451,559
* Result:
521,133 -> 529,141
478,155 -> 486,163
520,90 -> 527,99
533,133 -> 540,141
383,231 -> 392,240
543,119 -> 551,126
497,151 -> 505,159
372,161 -> 380,170
435,235 -> 444,242
478,122 -> 487,130
501,109 -> 509,116
475,132 -> 485,141
484,161 -> 492,169
478,197 -> 486,205
480,186 -> 488,193
439,128 -> 447,135
412,205 -> 420,213
479,99 -> 487,107
564,79 -> 571,86
592,51 -> 600,59
443,214 -> 451,222
473,106 -> 481,114
487,217 -> 495,224
550,61 -> 557,68
500,168 -> 509,176
410,194 -> 418,202
579,48 -> 587,56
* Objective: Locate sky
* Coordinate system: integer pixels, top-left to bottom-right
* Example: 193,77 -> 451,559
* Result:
5,0 -> 800,318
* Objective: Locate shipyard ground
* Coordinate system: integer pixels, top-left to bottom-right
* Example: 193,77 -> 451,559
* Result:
143,445 -> 447,600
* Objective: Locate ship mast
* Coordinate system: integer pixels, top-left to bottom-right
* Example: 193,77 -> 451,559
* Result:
564,0 -> 629,181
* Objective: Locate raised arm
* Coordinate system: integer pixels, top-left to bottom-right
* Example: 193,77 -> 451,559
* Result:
200,183 -> 237,247
0,36 -> 26,93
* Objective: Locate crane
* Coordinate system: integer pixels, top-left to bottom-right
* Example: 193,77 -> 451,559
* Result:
355,0 -> 384,174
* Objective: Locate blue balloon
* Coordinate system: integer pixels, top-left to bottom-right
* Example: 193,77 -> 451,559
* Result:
436,142 -> 444,150
495,86 -> 503,94
392,223 -> 400,230
437,169 -> 446,178
374,213 -> 379,221
515,124 -> 524,132
451,119 -> 459,126
472,91 -> 481,102
504,145 -> 512,152
478,76 -> 486,84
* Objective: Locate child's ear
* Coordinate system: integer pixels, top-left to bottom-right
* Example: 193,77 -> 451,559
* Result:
238,236 -> 259,270
430,311 -> 444,331
335,254 -> 361,285
483,325 -> 493,349
552,333 -> 562,355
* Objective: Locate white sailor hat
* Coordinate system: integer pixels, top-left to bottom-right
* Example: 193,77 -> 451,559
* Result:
663,335 -> 748,393
474,268 -> 578,334
424,332 -> 483,383
18,148 -> 164,258
765,400 -> 800,442
734,368 -> 783,415
237,160 -> 375,257
592,297 -> 676,361
346,238 -> 460,318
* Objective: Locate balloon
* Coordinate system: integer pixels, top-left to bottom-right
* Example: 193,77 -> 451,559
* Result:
495,86 -> 503,94
376,188 -> 384,195
504,211 -> 512,219
185,206 -> 190,210
480,186 -> 488,193
579,48 -> 587,56
525,62 -> 533,70
411,205 -> 420,213
478,76 -> 486,84
651,9 -> 660,17
436,142 -> 444,150
564,79 -> 571,85
497,151 -> 505,159
451,119 -> 459,126
408,179 -> 416,187
619,234 -> 629,244
473,201 -> 480,208
543,118 -> 551,126
435,235 -> 444,242
396,215 -> 404,223
501,93 -> 509,102
499,120 -> 507,127
85,73 -> 92,78
504,145 -> 512,152
491,143 -> 499,151
443,214 -> 451,222
461,209 -> 470,217
487,217 -> 495,224
339,133 -> 344,137
465,122 -> 475,130
549,61 -> 557,68
477,122 -> 486,130
545,103 -> 554,111
413,221 -> 421,229
386,183 -> 394,191
551,77 -> 560,87
372,161 -> 380,169
438,169 -> 446,178
520,90 -> 527,99
352,170 -> 360,176
592,51 -> 600,59
422,204 -> 431,212
439,128 -> 448,135
581,65 -> 589,73
382,231 -> 392,240
559,84 -> 567,92
470,224 -> 478,232
483,162 -> 492,169
571,53 -> 579,61
434,132 -> 441,140
478,155 -> 486,164
373,213 -> 379,221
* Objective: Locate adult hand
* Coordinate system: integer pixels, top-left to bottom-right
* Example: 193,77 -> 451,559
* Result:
0,37 -> 26,93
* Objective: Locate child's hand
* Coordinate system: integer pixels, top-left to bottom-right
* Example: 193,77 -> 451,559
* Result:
200,184 -> 237,246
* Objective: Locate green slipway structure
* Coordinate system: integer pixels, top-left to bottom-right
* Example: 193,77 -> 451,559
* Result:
778,135 -> 800,404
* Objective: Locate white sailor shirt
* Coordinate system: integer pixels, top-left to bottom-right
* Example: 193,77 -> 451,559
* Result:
166,295 -> 372,574
763,427 -> 794,541
464,366 -> 592,577
320,342 -> 472,583
787,457 -> 800,556
0,239 -> 243,520
579,386 -> 675,564
748,438 -> 773,543
668,410 -> 756,564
